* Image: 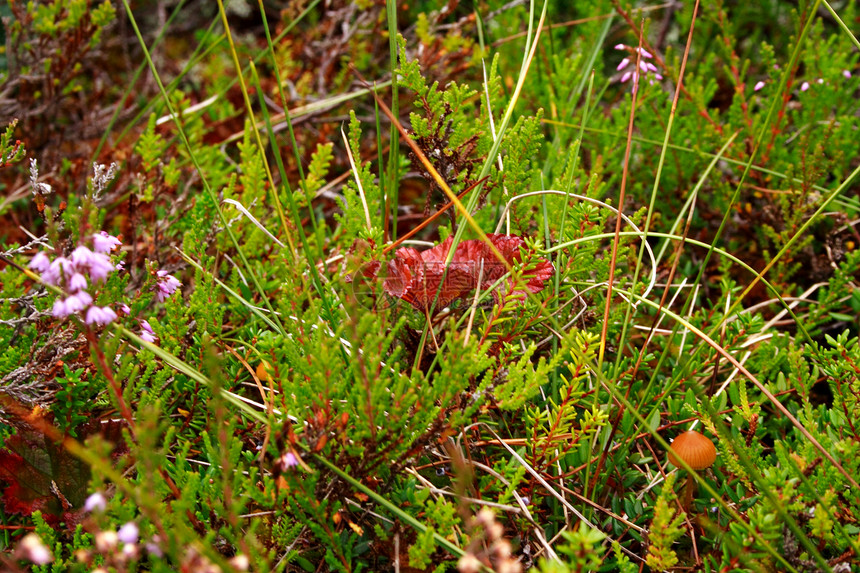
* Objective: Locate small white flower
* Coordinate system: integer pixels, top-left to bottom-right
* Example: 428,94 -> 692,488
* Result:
754,81 -> 766,91
95,530 -> 119,552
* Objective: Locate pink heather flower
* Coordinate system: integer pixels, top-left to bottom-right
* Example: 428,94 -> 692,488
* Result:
84,492 -> 108,512
28,252 -> 51,273
93,231 -> 122,254
67,272 -> 88,292
843,70 -> 852,79
53,291 -> 93,318
119,303 -> 131,315
145,536 -> 164,558
117,522 -> 139,544
154,270 -> 181,302
800,81 -> 810,91
140,320 -> 156,343
614,43 -> 662,93
16,534 -> 53,565
85,305 -> 117,326
279,452 -> 299,471
754,81 -> 766,91
71,246 -> 115,283
43,257 -> 74,286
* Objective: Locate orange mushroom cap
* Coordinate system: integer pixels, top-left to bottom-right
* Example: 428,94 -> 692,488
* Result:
667,430 -> 716,470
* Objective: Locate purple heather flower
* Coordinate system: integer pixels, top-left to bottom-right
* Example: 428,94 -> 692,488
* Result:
279,452 -> 299,471
42,257 -> 74,286
154,270 -> 181,302
28,252 -> 51,273
843,70 -> 852,79
93,231 -> 122,254
145,537 -> 164,558
614,43 -> 662,93
801,81 -> 810,91
85,305 -> 117,326
140,320 -> 156,343
117,522 -> 139,545
754,81 -> 766,92
67,272 -> 88,292
53,291 -> 93,318
84,492 -> 107,513
71,246 -> 115,283
119,303 -> 131,315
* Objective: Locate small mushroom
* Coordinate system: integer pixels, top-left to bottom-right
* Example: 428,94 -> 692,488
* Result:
667,430 -> 716,511
256,360 -> 273,382
668,430 -> 716,470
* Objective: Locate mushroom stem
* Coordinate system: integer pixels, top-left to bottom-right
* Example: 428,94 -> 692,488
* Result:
681,472 -> 696,512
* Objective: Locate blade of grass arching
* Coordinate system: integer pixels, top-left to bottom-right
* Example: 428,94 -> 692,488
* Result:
119,0 -> 289,338
385,0 -> 401,241
546,224 -> 825,421
116,326 -> 269,425
313,455 -> 492,571
176,250 -> 281,335
90,0 -> 189,163
627,135 -> 740,420
823,0 -> 860,51
256,0 -> 319,240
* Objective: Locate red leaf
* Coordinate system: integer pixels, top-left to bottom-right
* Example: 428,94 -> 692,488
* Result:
362,234 -> 554,312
